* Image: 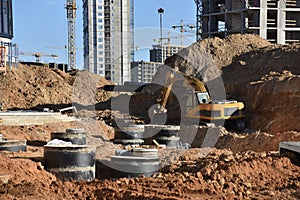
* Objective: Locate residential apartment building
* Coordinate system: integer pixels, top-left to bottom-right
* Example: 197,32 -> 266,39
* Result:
131,61 -> 161,83
0,0 -> 13,41
0,0 -> 18,72
130,44 -> 185,83
201,0 -> 300,44
150,44 -> 184,63
83,0 -> 133,84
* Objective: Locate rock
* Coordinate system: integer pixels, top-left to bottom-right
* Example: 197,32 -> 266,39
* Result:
218,178 -> 226,186
260,152 -> 267,158
37,162 -> 44,170
200,167 -> 212,176
196,172 -> 203,179
182,172 -> 189,178
129,179 -> 135,184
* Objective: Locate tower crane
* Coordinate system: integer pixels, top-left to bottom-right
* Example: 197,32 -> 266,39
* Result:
65,0 -> 77,69
19,51 -> 58,62
172,20 -> 195,47
153,32 -> 194,48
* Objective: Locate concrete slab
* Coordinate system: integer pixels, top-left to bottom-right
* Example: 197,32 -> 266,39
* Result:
0,111 -> 79,126
279,142 -> 300,154
279,141 -> 300,166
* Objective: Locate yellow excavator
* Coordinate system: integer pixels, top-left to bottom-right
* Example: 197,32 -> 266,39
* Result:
154,68 -> 246,131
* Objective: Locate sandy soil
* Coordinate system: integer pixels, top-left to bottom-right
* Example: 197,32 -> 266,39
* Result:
0,148 -> 299,199
0,34 -> 299,199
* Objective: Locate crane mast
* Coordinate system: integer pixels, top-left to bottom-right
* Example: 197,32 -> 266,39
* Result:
65,0 -> 77,69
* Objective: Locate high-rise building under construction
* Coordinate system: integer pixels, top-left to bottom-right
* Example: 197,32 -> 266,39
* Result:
201,0 -> 300,44
83,0 -> 133,84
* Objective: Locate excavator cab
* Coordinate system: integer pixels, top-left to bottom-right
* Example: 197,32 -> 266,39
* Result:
196,92 -> 210,104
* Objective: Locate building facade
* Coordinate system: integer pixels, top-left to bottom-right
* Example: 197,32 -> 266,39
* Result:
0,0 -> 13,41
0,0 -> 18,72
150,44 -> 184,63
201,0 -> 300,44
83,0 -> 133,84
130,44 -> 185,83
131,61 -> 161,83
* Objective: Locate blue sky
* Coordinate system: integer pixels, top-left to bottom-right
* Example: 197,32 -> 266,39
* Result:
12,0 -> 196,69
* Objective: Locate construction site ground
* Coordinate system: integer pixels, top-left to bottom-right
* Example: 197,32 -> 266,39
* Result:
0,34 -> 299,199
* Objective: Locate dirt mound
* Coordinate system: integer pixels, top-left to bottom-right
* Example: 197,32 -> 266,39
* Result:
0,64 -> 111,110
180,126 -> 300,153
157,149 -> 300,199
72,70 -> 112,105
161,34 -> 299,132
223,44 -> 300,132
164,34 -> 271,81
1,149 -> 299,199
223,43 -> 300,85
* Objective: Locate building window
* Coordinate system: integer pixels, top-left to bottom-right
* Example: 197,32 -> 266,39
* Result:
98,6 -> 103,10
98,45 -> 103,49
98,25 -> 103,30
98,12 -> 102,16
98,38 -> 103,42
98,19 -> 103,23
99,58 -> 103,62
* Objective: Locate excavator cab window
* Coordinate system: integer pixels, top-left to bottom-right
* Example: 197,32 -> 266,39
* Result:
196,92 -> 210,104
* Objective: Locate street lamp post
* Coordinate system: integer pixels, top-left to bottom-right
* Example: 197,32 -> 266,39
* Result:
158,8 -> 164,64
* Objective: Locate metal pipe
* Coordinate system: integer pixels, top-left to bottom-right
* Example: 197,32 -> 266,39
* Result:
158,8 -> 164,64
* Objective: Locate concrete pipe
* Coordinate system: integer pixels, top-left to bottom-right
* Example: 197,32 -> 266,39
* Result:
0,140 -> 26,152
44,145 -> 95,181
51,128 -> 86,145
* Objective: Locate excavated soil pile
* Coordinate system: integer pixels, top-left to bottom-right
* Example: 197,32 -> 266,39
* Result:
160,34 -> 300,133
223,44 -> 300,133
0,64 -> 112,110
164,34 -> 271,80
180,126 -> 300,153
1,149 -> 299,199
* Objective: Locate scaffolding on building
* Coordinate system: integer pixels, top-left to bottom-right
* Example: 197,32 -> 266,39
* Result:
0,46 -> 6,74
0,42 -> 18,73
